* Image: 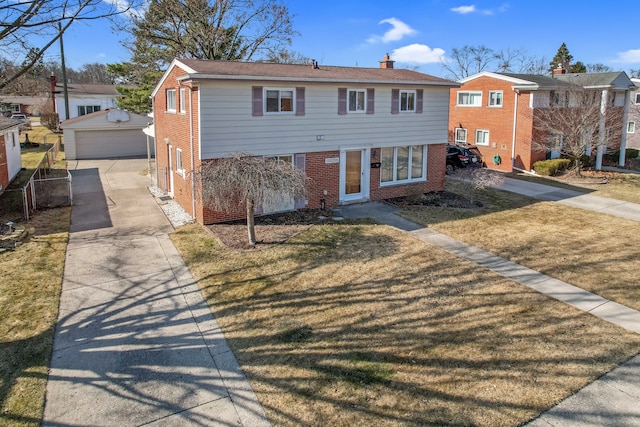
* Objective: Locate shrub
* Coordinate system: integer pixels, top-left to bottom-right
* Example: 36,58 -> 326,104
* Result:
41,113 -> 60,132
625,148 -> 639,159
533,159 -> 571,176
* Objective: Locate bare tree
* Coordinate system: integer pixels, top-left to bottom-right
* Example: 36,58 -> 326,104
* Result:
530,89 -> 625,175
441,45 -> 496,80
196,152 -> 307,245
454,168 -> 505,205
0,0 -> 141,90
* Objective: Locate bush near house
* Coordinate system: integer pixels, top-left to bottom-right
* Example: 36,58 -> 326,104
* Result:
533,159 -> 571,176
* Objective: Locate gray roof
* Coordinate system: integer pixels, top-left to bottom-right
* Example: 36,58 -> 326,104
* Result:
497,73 -> 577,90
554,72 -> 635,90
0,117 -> 23,131
176,58 -> 458,86
55,83 -> 121,95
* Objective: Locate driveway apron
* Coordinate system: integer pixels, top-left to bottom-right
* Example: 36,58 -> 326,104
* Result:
42,159 -> 269,427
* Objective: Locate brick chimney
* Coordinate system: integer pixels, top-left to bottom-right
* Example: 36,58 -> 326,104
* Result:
553,63 -> 566,75
379,53 -> 394,69
50,75 -> 57,113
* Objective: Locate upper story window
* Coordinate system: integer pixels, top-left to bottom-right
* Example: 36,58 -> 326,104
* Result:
266,88 -> 294,113
348,89 -> 366,112
488,91 -> 503,107
635,93 -> 640,104
476,129 -> 489,146
78,105 -> 100,116
400,90 -> 416,112
457,91 -> 482,106
253,86 -> 304,117
179,88 -> 186,113
166,89 -> 176,112
455,128 -> 467,144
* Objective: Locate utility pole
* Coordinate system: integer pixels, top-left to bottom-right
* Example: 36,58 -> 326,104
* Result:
58,22 -> 70,121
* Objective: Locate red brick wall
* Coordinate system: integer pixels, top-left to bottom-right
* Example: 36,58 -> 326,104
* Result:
449,76 -> 543,171
154,65 -> 201,221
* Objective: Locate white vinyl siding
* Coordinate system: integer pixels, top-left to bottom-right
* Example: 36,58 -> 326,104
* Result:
198,82 -> 451,159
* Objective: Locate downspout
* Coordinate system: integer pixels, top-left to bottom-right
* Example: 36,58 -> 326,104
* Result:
189,85 -> 196,219
511,88 -> 536,175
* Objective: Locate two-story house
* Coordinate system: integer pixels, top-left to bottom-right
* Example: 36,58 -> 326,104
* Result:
449,70 -> 635,172
626,78 -> 640,151
152,56 -> 458,224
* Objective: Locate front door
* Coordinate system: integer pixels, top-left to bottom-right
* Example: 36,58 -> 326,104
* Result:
340,148 -> 369,203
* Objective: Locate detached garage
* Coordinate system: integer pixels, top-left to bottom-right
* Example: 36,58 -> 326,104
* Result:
62,109 -> 152,160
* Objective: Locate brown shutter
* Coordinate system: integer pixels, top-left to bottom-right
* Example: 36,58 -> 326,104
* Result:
416,89 -> 423,113
391,89 -> 399,114
294,153 -> 306,209
252,86 -> 263,116
295,87 -> 305,116
366,88 -> 375,114
338,88 -> 347,115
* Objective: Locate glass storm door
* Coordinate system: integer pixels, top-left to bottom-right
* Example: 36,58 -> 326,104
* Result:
340,149 -> 368,202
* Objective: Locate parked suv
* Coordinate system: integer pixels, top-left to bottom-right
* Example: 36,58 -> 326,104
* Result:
446,144 -> 482,173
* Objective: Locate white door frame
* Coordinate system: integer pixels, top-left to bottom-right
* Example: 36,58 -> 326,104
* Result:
168,144 -> 174,197
339,147 -> 370,203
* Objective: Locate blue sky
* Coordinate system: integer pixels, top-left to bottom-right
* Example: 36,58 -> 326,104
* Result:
49,0 -> 640,78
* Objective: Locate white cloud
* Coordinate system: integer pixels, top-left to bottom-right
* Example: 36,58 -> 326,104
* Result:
102,0 -> 143,19
451,4 -> 509,15
615,49 -> 640,63
451,5 -> 476,14
392,44 -> 446,64
367,18 -> 416,44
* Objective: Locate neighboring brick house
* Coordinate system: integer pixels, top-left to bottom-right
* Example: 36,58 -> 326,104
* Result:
0,117 -> 22,192
449,70 -> 635,172
151,56 -> 458,224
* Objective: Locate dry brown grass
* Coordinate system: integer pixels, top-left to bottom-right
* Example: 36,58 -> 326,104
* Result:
171,222 -> 640,427
400,180 -> 640,312
0,207 -> 71,427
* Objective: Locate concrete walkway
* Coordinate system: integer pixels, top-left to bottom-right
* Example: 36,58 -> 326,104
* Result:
334,189 -> 640,426
494,176 -> 640,221
43,159 -> 269,427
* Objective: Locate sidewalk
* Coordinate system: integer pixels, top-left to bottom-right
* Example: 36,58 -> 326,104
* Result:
42,159 -> 269,427
334,200 -> 640,427
493,177 -> 640,221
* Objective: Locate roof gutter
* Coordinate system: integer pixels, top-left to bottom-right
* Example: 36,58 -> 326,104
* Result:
176,74 -> 460,87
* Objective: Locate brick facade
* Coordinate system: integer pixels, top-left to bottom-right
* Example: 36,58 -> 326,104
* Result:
449,75 -> 546,172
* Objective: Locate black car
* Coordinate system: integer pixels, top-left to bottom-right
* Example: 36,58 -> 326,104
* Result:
446,144 -> 481,173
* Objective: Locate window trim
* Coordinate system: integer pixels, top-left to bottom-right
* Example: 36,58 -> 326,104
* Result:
166,88 -> 177,113
179,87 -> 186,113
475,129 -> 490,146
11,104 -> 20,113
175,148 -> 184,177
488,90 -> 503,107
380,145 -> 427,186
264,87 -> 296,114
348,89 -> 367,113
455,128 -> 467,144
77,105 -> 101,116
457,91 -> 482,107
635,93 -> 640,105
628,121 -> 636,134
399,90 -> 417,112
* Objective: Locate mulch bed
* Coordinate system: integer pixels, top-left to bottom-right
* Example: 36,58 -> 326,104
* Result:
386,190 -> 481,208
207,209 -> 336,250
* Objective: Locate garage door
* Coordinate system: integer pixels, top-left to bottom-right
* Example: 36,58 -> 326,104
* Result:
75,129 -> 148,159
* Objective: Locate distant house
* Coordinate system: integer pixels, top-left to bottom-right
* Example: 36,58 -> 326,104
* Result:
152,56 -> 458,224
626,78 -> 640,150
0,117 -> 22,192
51,78 -> 122,121
61,108 -> 152,160
449,70 -> 635,172
0,96 -> 48,117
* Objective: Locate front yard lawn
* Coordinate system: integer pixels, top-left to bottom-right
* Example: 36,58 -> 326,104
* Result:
0,207 -> 71,427
172,222 -> 640,426
399,180 -> 640,312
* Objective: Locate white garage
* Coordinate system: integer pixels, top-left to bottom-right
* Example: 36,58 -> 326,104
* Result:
61,109 -> 152,160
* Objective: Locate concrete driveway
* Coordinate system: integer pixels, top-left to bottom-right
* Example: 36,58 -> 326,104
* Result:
43,159 -> 269,426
